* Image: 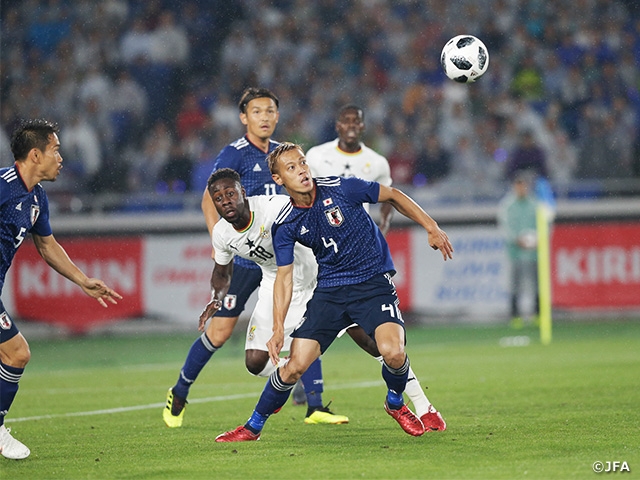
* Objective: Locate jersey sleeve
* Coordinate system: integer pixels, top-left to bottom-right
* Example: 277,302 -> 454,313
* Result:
31,187 -> 53,237
212,145 -> 242,172
375,153 -> 393,187
212,225 -> 234,266
271,219 -> 296,267
342,176 -> 380,205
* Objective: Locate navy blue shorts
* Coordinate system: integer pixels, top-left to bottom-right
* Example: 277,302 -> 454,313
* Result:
214,261 -> 262,317
292,272 -> 405,353
0,299 -> 20,344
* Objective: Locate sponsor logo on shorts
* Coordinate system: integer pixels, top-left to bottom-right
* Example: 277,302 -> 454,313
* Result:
0,311 -> 12,330
223,295 -> 237,311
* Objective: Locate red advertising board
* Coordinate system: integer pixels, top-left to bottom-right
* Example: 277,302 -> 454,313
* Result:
386,229 -> 412,311
12,237 -> 144,332
552,223 -> 640,309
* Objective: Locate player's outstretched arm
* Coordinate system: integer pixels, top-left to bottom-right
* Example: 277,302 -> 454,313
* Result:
378,203 -> 394,236
201,187 -> 220,259
199,262 -> 233,331
268,263 -> 294,365
378,185 -> 453,261
32,234 -> 122,307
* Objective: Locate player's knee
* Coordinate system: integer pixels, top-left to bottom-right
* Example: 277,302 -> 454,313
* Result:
348,327 -> 380,357
6,343 -> 31,368
245,350 -> 270,376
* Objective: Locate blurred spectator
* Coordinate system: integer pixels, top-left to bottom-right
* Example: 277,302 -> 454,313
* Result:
576,113 -> 632,179
110,69 -> 149,148
505,130 -> 548,181
150,10 -> 189,66
157,143 -> 193,193
413,133 -> 450,186
60,112 -> 102,189
175,93 -> 208,141
128,120 -> 173,192
387,138 -> 417,186
0,0 -> 639,209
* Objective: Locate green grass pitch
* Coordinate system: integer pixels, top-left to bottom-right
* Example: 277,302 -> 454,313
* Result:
3,320 -> 639,479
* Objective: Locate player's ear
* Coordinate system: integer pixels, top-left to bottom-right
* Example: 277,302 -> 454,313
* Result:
239,112 -> 248,126
272,173 -> 284,186
28,148 -> 41,164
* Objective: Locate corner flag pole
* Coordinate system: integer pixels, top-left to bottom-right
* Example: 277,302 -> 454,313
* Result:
536,206 -> 552,345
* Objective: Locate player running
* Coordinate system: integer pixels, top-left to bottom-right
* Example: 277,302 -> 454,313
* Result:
164,167 -> 347,426
0,119 -> 122,460
215,143 -> 453,442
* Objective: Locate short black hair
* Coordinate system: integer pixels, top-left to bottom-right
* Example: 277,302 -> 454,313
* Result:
10,118 -> 59,161
238,87 -> 279,113
267,142 -> 303,175
207,168 -> 241,191
337,104 -> 364,121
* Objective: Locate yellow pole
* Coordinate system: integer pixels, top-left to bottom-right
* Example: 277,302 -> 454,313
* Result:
536,206 -> 552,345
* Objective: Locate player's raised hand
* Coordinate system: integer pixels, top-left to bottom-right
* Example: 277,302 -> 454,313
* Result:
429,227 -> 454,261
198,299 -> 222,332
267,330 -> 285,366
80,278 -> 122,307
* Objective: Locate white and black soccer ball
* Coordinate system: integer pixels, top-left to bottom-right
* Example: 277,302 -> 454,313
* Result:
440,35 -> 489,83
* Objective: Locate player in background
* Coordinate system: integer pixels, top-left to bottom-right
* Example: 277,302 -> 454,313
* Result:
306,105 -> 445,430
215,143 -> 453,442
174,168 -> 348,427
163,88 -> 322,424
306,105 -> 393,235
498,171 -> 539,328
0,119 -> 122,460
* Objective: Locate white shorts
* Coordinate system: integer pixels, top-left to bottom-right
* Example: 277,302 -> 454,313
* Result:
245,286 -> 313,353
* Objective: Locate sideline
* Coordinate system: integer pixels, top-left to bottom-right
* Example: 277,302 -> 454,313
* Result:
8,380 -> 384,423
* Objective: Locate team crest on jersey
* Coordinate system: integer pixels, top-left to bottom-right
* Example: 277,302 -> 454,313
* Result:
0,311 -> 11,330
324,206 -> 344,227
248,325 -> 256,341
259,225 -> 269,238
30,204 -> 40,225
223,294 -> 237,311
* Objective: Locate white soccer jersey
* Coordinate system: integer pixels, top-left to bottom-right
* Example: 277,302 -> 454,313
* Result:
212,195 -> 317,353
212,195 -> 317,292
306,138 -> 392,186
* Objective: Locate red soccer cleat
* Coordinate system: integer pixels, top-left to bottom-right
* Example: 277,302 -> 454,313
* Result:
215,425 -> 261,443
420,407 -> 447,431
384,401 -> 425,437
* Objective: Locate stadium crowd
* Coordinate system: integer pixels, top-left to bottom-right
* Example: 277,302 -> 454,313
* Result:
1,0 -> 639,210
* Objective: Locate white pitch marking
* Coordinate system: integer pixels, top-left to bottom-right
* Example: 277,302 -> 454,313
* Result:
7,381 -> 383,423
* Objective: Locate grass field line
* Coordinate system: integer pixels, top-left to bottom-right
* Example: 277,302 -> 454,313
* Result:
8,380 -> 384,424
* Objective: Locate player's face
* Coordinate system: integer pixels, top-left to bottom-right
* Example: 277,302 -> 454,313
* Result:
272,148 -> 313,194
336,110 -> 364,147
209,178 -> 247,224
240,97 -> 279,142
39,133 -> 63,182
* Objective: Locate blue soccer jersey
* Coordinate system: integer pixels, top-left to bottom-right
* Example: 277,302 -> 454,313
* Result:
272,176 -> 395,288
212,135 -> 283,270
0,165 -> 52,294
212,136 -> 283,197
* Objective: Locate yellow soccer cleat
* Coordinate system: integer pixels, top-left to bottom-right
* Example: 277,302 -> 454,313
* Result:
163,388 -> 187,428
304,403 -> 349,425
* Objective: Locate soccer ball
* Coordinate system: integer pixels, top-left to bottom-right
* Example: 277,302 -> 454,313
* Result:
440,35 -> 489,83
